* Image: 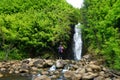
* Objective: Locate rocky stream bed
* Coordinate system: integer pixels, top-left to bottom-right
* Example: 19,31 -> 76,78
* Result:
0,54 -> 120,80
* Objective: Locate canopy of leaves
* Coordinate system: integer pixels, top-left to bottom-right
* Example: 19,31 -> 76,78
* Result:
80,0 -> 120,70
0,0 -> 79,59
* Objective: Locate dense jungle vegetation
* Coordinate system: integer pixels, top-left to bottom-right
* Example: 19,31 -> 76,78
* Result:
0,0 -> 79,60
81,0 -> 120,70
0,0 -> 120,70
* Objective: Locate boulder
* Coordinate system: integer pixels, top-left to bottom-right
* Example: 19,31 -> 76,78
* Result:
45,60 -> 54,66
82,72 -> 98,79
0,73 -> 3,77
41,71 -> 49,75
33,59 -> 44,67
64,71 -> 74,78
76,68 -> 86,74
73,73 -> 82,80
56,60 -> 64,68
88,64 -> 101,71
86,67 -> 93,72
34,75 -> 51,80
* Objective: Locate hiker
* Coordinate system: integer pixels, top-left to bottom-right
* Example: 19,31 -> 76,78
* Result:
58,44 -> 64,59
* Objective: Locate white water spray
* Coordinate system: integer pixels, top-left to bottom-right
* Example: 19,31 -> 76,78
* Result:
73,23 -> 82,60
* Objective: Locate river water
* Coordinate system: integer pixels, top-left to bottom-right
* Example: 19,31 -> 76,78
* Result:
0,72 -> 31,80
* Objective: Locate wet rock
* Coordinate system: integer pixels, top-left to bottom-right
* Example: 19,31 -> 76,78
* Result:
112,77 -> 120,80
33,59 -> 44,68
86,67 -> 93,72
99,71 -> 105,76
88,64 -> 101,71
82,54 -> 91,63
49,71 -> 54,76
45,60 -> 54,66
74,73 -> 82,80
34,75 -> 51,80
64,71 -> 74,78
31,67 -> 38,71
82,72 -> 98,79
54,70 -> 60,75
0,73 -> 3,77
72,65 -> 79,70
102,67 -> 107,71
41,71 -> 49,75
76,68 -> 86,74
21,63 -> 29,69
15,70 -> 19,74
9,70 -> 14,74
31,71 -> 37,74
56,60 -> 64,68
22,58 -> 31,64
50,75 -> 57,79
0,67 -> 6,71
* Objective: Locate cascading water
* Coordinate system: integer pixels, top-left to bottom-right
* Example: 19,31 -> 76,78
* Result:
73,23 -> 82,60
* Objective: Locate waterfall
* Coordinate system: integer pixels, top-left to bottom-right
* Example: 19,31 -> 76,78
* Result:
73,23 -> 82,60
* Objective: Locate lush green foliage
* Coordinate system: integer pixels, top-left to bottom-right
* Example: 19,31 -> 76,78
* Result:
81,0 -> 120,70
0,0 -> 79,60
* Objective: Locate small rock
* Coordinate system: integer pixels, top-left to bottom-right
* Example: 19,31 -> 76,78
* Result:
76,68 -> 86,74
15,70 -> 19,74
31,67 -> 38,71
64,71 -> 74,78
0,73 -> 3,77
74,73 -> 82,80
105,78 -> 112,80
82,72 -> 98,79
88,64 -> 101,71
86,67 -> 93,72
1,68 -> 6,71
41,71 -> 49,75
94,76 -> 105,80
99,71 -> 105,76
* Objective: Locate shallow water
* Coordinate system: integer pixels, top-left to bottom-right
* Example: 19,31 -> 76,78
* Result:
0,73 -> 31,80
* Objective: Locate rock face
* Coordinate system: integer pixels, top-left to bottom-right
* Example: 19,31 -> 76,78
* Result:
0,55 -> 120,80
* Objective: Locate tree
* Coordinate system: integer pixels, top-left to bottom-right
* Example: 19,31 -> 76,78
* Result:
80,0 -> 120,70
0,0 -> 79,59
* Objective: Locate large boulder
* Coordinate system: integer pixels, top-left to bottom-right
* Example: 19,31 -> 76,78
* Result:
56,60 -> 64,68
33,59 -> 44,68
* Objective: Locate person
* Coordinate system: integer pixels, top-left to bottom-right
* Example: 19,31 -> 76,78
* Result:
58,44 -> 64,59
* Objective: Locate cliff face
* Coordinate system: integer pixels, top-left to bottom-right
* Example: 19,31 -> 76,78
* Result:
64,24 -> 75,60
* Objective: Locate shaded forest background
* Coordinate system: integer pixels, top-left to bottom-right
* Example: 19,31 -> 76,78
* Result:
0,0 -> 120,70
